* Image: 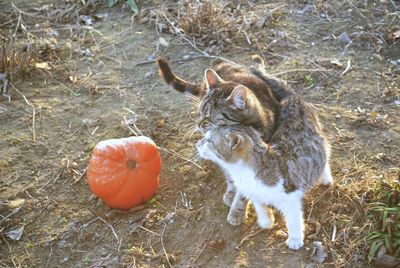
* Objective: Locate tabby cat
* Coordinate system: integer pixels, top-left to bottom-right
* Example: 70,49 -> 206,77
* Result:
196,93 -> 332,249
157,57 -> 332,249
157,57 -> 280,222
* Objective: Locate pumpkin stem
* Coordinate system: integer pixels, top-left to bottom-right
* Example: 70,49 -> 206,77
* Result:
127,160 -> 137,169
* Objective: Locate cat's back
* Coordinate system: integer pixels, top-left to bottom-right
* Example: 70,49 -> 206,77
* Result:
271,94 -> 328,190
274,94 -> 323,141
212,62 -> 279,108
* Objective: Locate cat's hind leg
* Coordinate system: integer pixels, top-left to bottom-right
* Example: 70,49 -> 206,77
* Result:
277,196 -> 304,250
320,162 -> 333,185
227,193 -> 248,226
252,201 -> 275,229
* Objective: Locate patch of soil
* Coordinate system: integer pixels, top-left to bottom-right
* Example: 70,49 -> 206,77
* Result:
1,1 -> 399,267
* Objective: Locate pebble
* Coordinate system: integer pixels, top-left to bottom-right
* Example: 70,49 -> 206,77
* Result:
337,32 -> 351,44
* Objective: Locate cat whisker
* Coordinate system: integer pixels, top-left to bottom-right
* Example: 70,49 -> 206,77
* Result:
158,147 -> 205,171
183,125 -> 200,140
185,93 -> 200,104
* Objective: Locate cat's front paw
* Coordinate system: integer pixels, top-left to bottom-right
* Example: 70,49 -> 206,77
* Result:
227,210 -> 244,226
286,237 -> 304,250
223,191 -> 235,207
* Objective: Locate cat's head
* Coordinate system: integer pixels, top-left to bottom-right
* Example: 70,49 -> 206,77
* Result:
196,126 -> 256,165
197,69 -> 266,135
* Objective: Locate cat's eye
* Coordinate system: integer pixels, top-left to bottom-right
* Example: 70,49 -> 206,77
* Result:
198,116 -> 210,130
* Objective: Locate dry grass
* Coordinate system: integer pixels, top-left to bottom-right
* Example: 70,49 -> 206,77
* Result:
0,37 -> 35,78
144,0 -> 286,54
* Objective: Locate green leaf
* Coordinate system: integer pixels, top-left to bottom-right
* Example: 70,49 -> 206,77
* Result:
367,232 -> 384,241
107,0 -> 118,8
384,237 -> 392,253
127,0 -> 138,14
80,0 -> 86,5
368,240 -> 383,263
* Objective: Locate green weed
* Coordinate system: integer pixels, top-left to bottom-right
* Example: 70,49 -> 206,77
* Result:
366,180 -> 400,263
304,74 -> 315,87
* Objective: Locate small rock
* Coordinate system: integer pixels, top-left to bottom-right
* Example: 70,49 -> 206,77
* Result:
79,15 -> 93,26
337,32 -> 351,44
6,226 -> 24,241
312,241 -> 327,264
81,118 -> 97,128
255,17 -> 266,29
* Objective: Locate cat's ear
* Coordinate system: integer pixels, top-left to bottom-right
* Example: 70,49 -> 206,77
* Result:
226,133 -> 244,150
227,85 -> 248,109
204,69 -> 222,90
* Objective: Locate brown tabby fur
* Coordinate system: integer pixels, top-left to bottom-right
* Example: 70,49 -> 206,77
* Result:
157,57 -> 331,192
157,58 -> 287,141
201,93 -> 329,192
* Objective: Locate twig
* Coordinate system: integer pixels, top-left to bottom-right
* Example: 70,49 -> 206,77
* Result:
73,168 -> 87,184
191,224 -> 216,264
97,216 -> 119,241
0,18 -> 17,28
136,225 -> 160,237
345,0 -> 367,20
160,13 -> 239,66
160,223 -> 172,268
332,224 -> 337,242
341,59 -> 351,76
341,41 -> 352,57
235,228 -> 265,250
123,116 -> 138,136
45,246 -> 53,267
36,170 -> 62,192
10,83 -> 36,141
307,219 -> 322,239
272,68 -> 334,76
0,208 -> 22,224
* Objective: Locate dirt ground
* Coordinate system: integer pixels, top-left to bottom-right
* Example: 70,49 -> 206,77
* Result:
1,1 -> 399,267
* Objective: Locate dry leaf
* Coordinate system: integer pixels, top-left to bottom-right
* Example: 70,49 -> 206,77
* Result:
159,37 -> 169,48
330,59 -> 343,69
35,62 -> 51,70
8,198 -> 25,208
206,237 -> 225,250
387,29 -> 400,44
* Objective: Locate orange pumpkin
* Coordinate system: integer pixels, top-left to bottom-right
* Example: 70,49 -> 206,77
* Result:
87,136 -> 162,210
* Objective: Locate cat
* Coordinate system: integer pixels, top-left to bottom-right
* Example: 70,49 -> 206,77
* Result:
157,57 -> 289,215
157,57 -> 333,249
196,107 -> 332,249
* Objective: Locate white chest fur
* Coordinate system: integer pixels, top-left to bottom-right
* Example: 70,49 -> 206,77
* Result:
220,160 -> 302,207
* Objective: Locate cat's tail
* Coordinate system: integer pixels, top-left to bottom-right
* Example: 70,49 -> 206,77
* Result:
156,58 -> 203,97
